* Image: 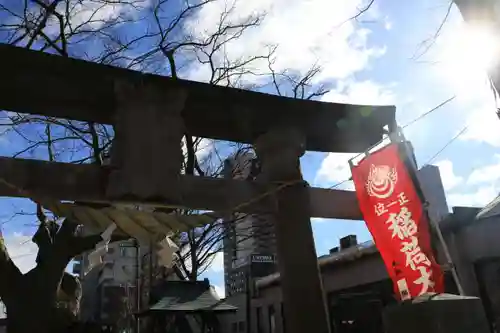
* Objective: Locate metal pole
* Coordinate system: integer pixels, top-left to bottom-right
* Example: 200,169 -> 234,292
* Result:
245,262 -> 252,333
149,239 -> 153,304
135,239 -> 141,333
426,205 -> 465,295
394,129 -> 465,295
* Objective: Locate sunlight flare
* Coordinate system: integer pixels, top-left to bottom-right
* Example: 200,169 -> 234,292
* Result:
444,24 -> 499,72
437,22 -> 499,100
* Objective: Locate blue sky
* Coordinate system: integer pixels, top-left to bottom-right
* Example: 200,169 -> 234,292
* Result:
1,0 -> 500,298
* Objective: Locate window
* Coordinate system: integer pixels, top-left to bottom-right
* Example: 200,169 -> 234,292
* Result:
268,305 -> 276,333
232,322 -> 238,333
238,321 -> 245,332
120,247 -> 127,257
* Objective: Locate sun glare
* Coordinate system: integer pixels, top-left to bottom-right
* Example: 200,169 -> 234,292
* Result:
437,23 -> 499,96
455,25 -> 498,71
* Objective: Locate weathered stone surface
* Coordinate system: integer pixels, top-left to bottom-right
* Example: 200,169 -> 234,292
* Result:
0,43 -> 395,153
107,80 -> 186,202
254,127 -> 330,333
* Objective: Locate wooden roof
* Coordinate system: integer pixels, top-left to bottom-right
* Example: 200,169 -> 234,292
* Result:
139,280 -> 237,315
0,44 -> 396,153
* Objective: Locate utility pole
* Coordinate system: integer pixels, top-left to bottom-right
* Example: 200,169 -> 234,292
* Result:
453,0 -> 500,104
135,238 -> 141,333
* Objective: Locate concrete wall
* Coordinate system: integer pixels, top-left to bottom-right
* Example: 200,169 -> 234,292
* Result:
249,253 -> 388,333
443,213 -> 500,296
417,164 -> 450,223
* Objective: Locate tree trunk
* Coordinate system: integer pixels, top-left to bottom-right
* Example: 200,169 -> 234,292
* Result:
0,217 -> 103,333
6,273 -> 74,333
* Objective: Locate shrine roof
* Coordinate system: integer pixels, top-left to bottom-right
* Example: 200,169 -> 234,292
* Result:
0,43 -> 395,153
137,280 -> 237,315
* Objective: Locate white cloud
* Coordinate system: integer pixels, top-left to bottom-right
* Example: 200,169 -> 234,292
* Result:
213,284 -> 226,298
2,232 -> 38,274
448,186 -> 499,208
434,160 -> 463,191
467,155 -> 500,185
315,138 -> 395,190
184,0 -> 385,83
315,153 -> 356,188
195,139 -> 215,160
384,18 -> 393,30
49,0 -> 148,33
181,137 -> 214,161
445,156 -> 500,208
461,100 -> 500,147
322,79 -> 396,105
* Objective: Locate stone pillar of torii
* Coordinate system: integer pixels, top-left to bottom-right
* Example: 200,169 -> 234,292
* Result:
254,128 -> 331,333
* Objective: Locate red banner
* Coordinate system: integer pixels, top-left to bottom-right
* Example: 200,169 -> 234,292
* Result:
350,143 -> 444,300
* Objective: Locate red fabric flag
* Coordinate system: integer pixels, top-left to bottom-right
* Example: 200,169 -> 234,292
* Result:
350,143 -> 444,300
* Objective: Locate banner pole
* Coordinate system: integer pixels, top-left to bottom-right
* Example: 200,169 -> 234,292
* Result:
394,129 -> 465,295
425,201 -> 465,295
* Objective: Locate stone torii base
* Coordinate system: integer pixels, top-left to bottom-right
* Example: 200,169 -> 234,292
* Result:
383,294 -> 490,333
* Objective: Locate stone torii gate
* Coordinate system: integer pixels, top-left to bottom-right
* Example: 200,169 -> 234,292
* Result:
0,44 -> 396,333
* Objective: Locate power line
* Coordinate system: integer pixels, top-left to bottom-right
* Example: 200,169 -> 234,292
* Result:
425,125 -> 468,165
402,96 -> 456,129
328,178 -> 352,189
327,123 -> 468,191
325,96 -> 458,190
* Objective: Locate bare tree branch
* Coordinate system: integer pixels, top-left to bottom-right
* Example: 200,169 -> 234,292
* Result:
412,1 -> 454,61
336,0 -> 376,27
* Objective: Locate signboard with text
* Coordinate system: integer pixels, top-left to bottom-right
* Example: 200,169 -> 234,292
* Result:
251,254 -> 275,263
350,143 -> 444,300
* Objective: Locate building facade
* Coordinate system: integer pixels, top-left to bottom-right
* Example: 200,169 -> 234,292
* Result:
77,238 -> 140,329
220,151 -> 279,333
247,200 -> 500,333
222,152 -> 278,298
439,202 -> 500,333
221,164 -> 495,333
251,239 -> 393,333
